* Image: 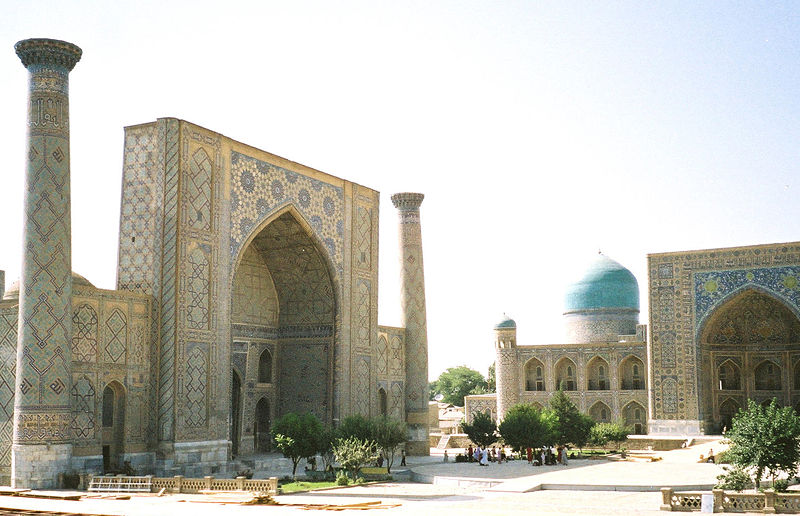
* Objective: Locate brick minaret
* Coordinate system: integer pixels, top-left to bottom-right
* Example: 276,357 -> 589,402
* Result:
391,193 -> 429,456
13,38 -> 81,488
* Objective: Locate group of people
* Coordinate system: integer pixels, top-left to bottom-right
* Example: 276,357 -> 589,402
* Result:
464,445 -> 507,465
525,446 -> 569,466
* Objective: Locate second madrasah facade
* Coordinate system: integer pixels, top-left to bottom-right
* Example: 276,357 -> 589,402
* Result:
466,254 -> 649,433
467,244 -> 800,436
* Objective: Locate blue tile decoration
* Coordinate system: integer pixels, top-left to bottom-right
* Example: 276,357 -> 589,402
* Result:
694,266 -> 800,331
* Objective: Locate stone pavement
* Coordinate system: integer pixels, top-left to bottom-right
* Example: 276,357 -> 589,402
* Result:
0,439 -> 757,515
412,438 -> 728,492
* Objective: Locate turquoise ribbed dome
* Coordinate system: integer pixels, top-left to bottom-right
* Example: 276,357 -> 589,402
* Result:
494,314 -> 516,329
564,255 -> 639,312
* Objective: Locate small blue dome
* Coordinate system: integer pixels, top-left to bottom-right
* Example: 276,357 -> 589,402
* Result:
564,255 -> 639,312
494,314 -> 516,329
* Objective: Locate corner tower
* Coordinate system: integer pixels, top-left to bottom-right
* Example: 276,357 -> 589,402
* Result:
391,193 -> 429,456
494,315 -> 518,421
13,38 -> 82,488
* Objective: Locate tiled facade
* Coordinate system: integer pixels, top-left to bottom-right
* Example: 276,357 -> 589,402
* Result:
648,242 -> 800,434
468,324 -> 648,433
5,38 -> 428,488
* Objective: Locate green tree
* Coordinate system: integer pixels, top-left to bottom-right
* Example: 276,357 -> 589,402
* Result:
429,366 -> 488,406
337,414 -> 376,442
497,403 -> 556,452
589,422 -> 629,452
373,416 -> 407,472
549,390 -> 593,448
725,398 -> 800,488
317,425 -> 337,472
487,362 -> 496,392
462,411 -> 497,449
333,436 -> 379,479
271,412 -> 325,478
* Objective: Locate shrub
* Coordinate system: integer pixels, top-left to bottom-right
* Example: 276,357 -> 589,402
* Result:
774,478 -> 790,492
715,465 -> 752,492
333,436 -> 378,479
336,472 -> 349,486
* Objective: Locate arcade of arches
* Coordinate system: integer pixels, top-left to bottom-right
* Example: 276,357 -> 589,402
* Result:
701,289 -> 800,432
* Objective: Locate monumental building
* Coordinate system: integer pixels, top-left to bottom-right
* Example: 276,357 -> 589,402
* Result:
0,39 -> 430,488
468,244 -> 800,440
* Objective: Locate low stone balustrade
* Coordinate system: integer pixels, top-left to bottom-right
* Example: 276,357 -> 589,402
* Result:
661,487 -> 800,513
90,475 -> 277,495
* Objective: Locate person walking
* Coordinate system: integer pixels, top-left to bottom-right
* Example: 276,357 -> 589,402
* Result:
526,447 -> 533,464
400,449 -> 406,466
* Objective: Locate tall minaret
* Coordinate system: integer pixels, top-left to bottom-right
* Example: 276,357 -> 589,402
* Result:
494,315 -> 519,422
391,193 -> 429,456
13,38 -> 81,489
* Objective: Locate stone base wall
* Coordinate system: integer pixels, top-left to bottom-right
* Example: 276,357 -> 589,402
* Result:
12,443 -> 73,489
648,419 -> 703,436
166,440 -> 230,477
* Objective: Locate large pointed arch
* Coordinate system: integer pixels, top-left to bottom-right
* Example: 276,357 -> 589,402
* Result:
230,205 -> 338,425
698,286 -> 800,344
698,285 -> 800,433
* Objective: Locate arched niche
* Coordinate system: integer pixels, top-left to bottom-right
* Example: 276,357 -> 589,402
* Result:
754,360 -> 782,391
589,401 -> 611,423
586,356 -> 609,391
718,360 -> 741,390
554,357 -> 577,391
258,349 -> 273,384
524,358 -> 546,392
379,388 -> 388,417
623,401 -> 646,434
619,355 -> 645,390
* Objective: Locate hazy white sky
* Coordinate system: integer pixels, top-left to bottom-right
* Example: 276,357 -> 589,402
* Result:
1,1 -> 799,380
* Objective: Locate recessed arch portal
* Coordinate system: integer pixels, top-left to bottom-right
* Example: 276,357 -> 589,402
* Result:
700,287 -> 800,432
231,208 -> 336,424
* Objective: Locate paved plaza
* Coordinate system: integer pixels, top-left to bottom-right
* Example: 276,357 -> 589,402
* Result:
0,439 -> 765,515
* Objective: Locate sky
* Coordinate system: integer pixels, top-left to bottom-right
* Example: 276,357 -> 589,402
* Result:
1,1 -> 799,381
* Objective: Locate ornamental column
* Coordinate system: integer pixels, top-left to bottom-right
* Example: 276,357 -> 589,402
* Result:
13,38 -> 81,489
391,193 -> 429,456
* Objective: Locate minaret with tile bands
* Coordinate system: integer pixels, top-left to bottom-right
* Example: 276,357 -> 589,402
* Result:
13,38 -> 81,488
391,193 -> 430,456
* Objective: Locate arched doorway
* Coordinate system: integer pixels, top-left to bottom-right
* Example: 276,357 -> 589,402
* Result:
230,370 -> 242,457
254,397 -> 271,452
700,288 -> 800,432
101,381 -> 125,473
231,209 -> 336,427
